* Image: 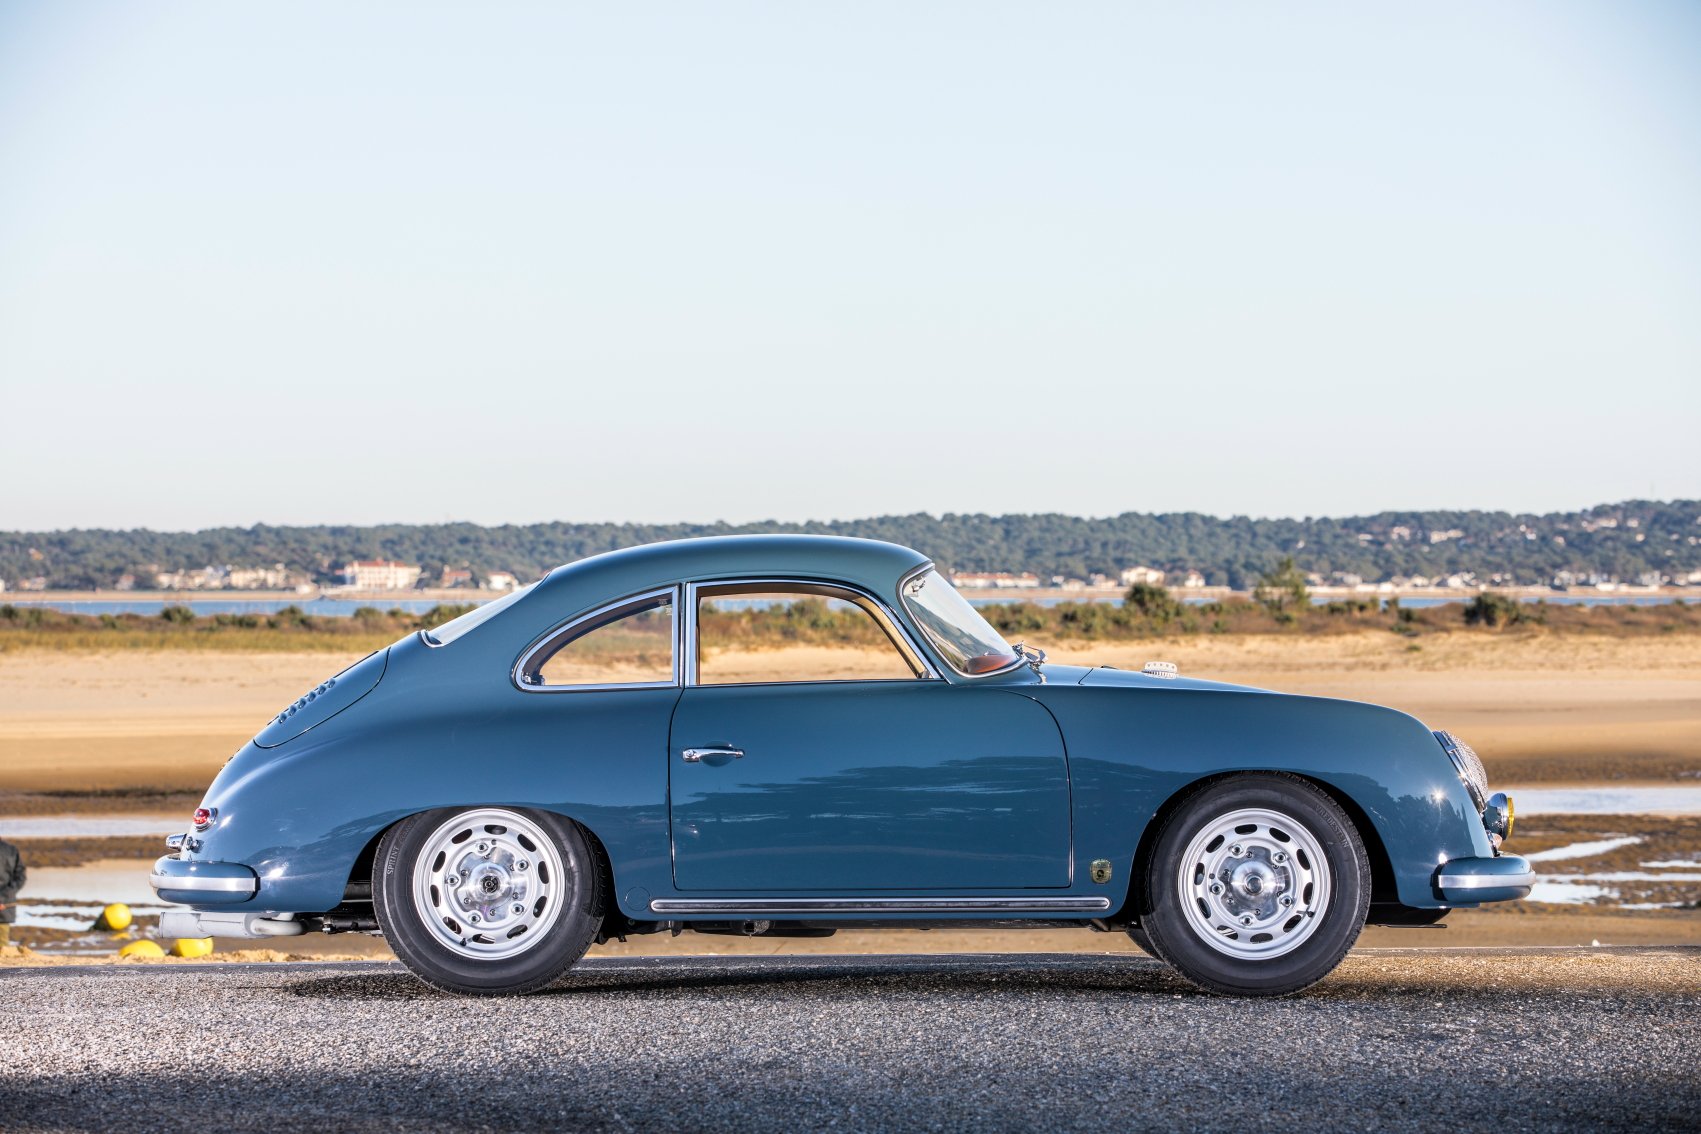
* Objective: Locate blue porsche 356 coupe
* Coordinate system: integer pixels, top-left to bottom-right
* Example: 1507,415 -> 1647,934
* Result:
152,535 -> 1530,996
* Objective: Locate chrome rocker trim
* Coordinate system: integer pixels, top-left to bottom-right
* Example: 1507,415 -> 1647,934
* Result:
649,896 -> 1113,915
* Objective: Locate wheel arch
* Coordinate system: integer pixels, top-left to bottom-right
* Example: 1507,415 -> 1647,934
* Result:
1126,770 -> 1398,922
342,805 -> 621,918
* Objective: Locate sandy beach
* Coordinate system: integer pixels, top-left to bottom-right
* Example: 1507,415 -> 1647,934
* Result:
2,630 -> 1697,955
3,631 -> 1697,794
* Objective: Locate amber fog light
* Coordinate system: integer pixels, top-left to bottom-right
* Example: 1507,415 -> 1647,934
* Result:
1483,792 -> 1513,845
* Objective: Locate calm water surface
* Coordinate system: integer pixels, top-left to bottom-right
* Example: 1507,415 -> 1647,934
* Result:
5,593 -> 1689,616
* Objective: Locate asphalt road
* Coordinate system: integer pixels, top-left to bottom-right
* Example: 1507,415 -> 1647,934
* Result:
2,949 -> 1698,1132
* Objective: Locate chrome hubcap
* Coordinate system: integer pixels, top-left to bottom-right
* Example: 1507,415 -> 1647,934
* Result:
412,808 -> 565,961
1178,806 -> 1331,960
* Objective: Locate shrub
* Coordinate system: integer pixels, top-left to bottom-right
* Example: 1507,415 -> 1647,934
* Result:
1464,593 -> 1526,628
1254,557 -> 1310,613
1125,582 -> 1183,622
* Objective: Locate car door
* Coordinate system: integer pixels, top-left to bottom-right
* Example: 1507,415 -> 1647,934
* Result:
668,580 -> 1071,892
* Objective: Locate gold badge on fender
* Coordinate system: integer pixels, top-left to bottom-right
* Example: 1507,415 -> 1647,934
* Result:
1090,859 -> 1113,884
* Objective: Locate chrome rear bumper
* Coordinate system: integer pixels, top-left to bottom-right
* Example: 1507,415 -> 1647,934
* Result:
150,854 -> 258,905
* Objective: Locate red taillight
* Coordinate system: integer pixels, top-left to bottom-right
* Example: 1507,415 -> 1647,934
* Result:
193,807 -> 213,831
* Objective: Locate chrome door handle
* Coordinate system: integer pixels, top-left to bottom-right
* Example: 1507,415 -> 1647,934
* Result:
682,747 -> 744,762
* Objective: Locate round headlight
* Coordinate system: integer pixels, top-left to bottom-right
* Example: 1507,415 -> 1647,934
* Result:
1434,730 -> 1489,811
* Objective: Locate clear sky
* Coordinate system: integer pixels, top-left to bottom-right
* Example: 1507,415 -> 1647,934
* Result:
2,2 -> 1698,531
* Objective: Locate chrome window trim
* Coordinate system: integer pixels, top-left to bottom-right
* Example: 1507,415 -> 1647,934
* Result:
512,586 -> 682,694
685,576 -> 939,687
649,896 -> 1111,914
896,561 -> 1027,681
421,573 -> 550,648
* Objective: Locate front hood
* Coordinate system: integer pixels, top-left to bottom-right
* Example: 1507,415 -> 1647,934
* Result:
1052,663 -> 1272,695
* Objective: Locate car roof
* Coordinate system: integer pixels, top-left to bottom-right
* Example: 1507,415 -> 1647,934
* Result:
537,534 -> 933,603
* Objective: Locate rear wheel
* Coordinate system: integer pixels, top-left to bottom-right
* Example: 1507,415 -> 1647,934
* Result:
374,806 -> 604,995
1140,774 -> 1369,996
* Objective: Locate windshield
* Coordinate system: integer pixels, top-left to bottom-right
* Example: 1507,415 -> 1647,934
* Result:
900,568 -> 1021,676
421,581 -> 539,647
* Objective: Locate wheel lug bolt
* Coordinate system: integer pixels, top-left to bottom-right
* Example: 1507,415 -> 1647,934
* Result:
1279,895 -> 1295,907
444,874 -> 459,886
475,842 -> 490,855
515,860 -> 528,871
1239,914 -> 1254,926
1272,851 -> 1287,864
1209,882 -> 1224,895
511,903 -> 525,916
1229,844 -> 1244,857
467,912 -> 481,924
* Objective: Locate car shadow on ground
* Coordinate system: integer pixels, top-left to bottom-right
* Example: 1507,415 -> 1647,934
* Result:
281,953 -> 1195,1001
278,949 -> 1691,1003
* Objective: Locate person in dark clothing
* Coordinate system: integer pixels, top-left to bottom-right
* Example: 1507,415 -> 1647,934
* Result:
0,836 -> 25,947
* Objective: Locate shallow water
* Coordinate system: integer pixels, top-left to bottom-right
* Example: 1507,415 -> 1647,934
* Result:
16,862 -> 165,931
1524,837 -> 1643,863
24,863 -> 158,906
1510,788 -> 1701,816
1525,880 -> 1610,905
0,816 -> 181,838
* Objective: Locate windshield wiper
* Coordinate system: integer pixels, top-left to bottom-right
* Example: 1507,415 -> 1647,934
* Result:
1013,642 -> 1048,681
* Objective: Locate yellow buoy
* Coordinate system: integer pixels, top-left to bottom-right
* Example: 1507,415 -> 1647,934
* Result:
171,937 -> 215,958
118,939 -> 165,959
94,903 -> 133,931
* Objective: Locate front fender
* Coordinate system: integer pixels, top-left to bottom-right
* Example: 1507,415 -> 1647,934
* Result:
1032,684 -> 1490,910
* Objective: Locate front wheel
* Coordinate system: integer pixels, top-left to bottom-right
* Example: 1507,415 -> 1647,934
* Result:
374,806 -> 604,995
1140,774 -> 1369,996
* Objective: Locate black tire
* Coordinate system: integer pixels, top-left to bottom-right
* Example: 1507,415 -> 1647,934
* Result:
1125,923 -> 1159,958
374,806 -> 605,995
1140,774 -> 1369,997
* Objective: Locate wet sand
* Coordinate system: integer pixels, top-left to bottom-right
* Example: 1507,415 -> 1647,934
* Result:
6,904 -> 1697,962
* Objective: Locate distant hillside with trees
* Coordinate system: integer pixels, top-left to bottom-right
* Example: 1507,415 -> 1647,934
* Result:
2,499 -> 1697,591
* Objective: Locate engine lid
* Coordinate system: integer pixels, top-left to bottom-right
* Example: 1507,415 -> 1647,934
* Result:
252,648 -> 390,748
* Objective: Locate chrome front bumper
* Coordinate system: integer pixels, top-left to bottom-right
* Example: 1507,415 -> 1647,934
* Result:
1433,854 -> 1535,905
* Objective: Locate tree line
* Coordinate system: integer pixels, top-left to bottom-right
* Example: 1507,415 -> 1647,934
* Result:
2,499 -> 1697,590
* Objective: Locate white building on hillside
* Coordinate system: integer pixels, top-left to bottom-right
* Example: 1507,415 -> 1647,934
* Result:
341,560 -> 422,590
1119,566 -> 1166,587
950,572 -> 1041,589
485,571 -> 521,591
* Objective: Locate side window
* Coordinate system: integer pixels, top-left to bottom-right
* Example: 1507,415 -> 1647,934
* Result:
520,592 -> 676,688
695,584 -> 924,685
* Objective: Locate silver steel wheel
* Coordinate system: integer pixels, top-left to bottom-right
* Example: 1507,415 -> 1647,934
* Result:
1177,805 -> 1333,960
411,808 -> 566,961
